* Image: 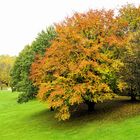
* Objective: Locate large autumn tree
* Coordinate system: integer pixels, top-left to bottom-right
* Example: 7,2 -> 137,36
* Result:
11,26 -> 56,103
118,4 -> 140,100
0,55 -> 15,90
30,9 -> 127,120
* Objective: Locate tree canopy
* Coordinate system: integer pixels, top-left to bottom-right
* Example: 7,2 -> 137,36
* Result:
30,9 -> 127,120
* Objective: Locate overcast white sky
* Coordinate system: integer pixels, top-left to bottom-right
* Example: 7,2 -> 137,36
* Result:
0,0 -> 140,56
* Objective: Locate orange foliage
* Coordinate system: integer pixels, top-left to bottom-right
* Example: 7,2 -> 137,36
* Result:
30,9 -> 127,120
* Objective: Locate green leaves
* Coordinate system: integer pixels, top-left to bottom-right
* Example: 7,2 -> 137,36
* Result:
11,26 -> 56,103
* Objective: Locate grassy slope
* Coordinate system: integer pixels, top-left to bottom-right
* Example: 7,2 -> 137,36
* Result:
0,91 -> 140,140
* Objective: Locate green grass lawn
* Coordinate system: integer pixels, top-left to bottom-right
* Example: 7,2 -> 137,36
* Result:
0,90 -> 140,140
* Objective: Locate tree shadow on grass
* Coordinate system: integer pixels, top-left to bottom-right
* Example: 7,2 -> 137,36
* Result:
28,96 -> 140,130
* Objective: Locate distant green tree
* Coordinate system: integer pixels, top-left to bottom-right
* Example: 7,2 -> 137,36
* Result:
11,26 -> 56,103
0,55 -> 15,90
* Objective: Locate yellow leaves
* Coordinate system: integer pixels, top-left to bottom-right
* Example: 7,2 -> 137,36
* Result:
79,60 -> 90,69
82,47 -> 92,56
68,61 -> 79,71
0,55 -> 15,86
112,60 -> 124,71
99,83 -> 111,92
100,53 -> 112,63
55,111 -> 70,121
49,88 -> 64,98
90,83 -> 110,94
73,84 -> 85,93
50,99 -> 64,108
88,82 -> 115,103
117,81 -> 127,92
55,105 -> 70,121
69,92 -> 83,105
37,83 -> 51,100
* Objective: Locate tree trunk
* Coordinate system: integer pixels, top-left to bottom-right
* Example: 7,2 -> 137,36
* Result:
86,101 -> 95,112
50,107 -> 54,111
131,95 -> 136,101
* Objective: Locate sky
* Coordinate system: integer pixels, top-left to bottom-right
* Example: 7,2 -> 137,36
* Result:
0,0 -> 140,56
